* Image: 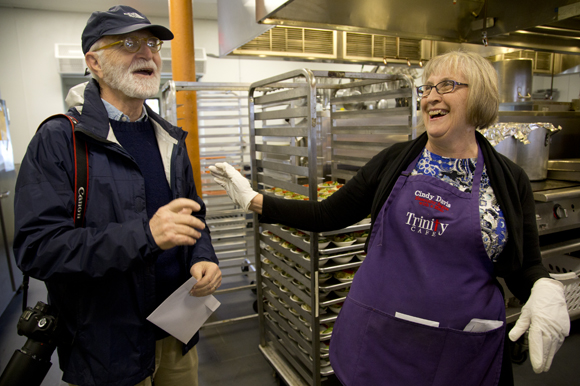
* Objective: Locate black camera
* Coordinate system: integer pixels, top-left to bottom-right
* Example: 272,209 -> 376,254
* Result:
0,301 -> 60,386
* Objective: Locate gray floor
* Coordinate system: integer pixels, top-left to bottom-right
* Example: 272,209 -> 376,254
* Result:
1,276 -> 579,386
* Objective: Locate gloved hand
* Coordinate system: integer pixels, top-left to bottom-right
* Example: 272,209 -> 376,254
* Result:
208,162 -> 258,211
508,277 -> 570,373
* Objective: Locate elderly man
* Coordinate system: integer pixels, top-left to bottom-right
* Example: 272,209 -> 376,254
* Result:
13,5 -> 220,386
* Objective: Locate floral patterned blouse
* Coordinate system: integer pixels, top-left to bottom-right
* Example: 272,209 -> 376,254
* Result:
411,148 -> 507,261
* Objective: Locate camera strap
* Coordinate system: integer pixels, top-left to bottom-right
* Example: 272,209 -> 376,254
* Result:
69,116 -> 88,229
22,114 -> 88,311
36,114 -> 88,227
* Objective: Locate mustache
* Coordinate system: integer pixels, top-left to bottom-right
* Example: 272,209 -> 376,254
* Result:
129,59 -> 159,73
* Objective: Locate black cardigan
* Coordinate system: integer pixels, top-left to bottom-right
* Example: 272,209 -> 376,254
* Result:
261,131 -> 550,302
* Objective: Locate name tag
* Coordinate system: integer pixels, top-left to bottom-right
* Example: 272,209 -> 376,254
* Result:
395,312 -> 440,327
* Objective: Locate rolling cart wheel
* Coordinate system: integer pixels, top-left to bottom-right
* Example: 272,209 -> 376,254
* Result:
511,348 -> 528,365
250,280 -> 257,294
509,335 -> 529,365
252,300 -> 258,313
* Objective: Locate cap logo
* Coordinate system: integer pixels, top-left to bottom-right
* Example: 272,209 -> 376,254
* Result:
124,12 -> 145,19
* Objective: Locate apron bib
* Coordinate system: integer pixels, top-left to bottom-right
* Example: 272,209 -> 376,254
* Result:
330,147 -> 506,386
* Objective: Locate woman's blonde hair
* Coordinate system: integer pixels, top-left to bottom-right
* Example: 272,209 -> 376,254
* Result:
422,50 -> 499,130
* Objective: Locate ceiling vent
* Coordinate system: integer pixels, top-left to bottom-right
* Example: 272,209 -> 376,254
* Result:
54,44 -> 207,79
230,26 -> 424,65
487,49 -> 554,74
343,32 -> 422,62
234,26 -> 336,58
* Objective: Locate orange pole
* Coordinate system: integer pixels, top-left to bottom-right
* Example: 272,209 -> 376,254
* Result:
168,0 -> 202,192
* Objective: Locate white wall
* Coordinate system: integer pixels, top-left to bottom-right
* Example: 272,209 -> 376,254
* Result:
0,8 -> 370,164
0,8 -> 90,164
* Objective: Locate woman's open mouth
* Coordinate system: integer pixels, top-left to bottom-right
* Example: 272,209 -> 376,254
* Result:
428,109 -> 449,119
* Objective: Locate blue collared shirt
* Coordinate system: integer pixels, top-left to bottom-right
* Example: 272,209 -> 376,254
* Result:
102,99 -> 148,122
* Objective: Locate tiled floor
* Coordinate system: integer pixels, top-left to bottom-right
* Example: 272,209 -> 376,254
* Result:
1,276 -> 579,386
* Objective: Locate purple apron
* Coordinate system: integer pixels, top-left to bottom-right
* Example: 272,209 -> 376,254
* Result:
329,147 -> 506,386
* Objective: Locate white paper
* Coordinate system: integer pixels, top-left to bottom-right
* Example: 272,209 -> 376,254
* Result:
463,318 -> 504,332
395,312 -> 440,327
147,277 -> 221,344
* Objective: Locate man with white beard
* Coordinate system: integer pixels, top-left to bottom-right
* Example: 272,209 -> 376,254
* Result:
13,5 -> 220,386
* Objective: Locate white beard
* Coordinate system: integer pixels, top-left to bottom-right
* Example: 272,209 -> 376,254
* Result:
101,57 -> 161,99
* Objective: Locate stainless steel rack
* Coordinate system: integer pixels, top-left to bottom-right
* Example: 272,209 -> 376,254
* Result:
248,69 -> 417,385
161,81 -> 257,327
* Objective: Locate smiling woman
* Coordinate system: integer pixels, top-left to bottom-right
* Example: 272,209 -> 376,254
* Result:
209,50 -> 569,386
418,51 -> 500,159
421,72 -> 474,157
421,51 -> 500,132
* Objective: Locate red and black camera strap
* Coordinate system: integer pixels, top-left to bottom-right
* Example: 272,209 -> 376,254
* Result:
37,114 -> 88,228
22,115 -> 88,311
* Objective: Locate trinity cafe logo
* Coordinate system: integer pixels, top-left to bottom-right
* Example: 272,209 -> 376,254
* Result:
405,212 -> 448,237
414,190 -> 450,213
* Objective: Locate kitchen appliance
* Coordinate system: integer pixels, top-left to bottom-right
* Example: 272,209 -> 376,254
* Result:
537,160 -> 580,261
548,159 -> 580,182
532,179 -> 580,237
533,89 -> 559,101
492,59 -> 533,109
501,171 -> 580,324
532,176 -> 580,328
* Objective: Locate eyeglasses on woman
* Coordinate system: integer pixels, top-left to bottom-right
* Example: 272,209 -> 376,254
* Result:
416,80 -> 468,98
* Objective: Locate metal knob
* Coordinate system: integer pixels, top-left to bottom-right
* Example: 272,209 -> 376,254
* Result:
553,204 -> 568,219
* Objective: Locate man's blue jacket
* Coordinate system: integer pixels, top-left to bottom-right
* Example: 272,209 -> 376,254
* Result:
13,79 -> 218,386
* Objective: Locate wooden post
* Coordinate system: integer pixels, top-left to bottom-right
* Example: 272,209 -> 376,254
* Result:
168,0 -> 202,191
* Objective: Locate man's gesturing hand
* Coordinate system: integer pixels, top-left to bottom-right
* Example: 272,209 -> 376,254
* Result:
149,198 -> 205,250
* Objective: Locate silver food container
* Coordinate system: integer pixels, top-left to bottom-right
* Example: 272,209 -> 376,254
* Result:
492,59 -> 533,107
493,137 -> 518,164
480,123 -> 562,181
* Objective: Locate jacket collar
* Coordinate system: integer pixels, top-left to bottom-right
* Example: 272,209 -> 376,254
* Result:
68,78 -> 187,142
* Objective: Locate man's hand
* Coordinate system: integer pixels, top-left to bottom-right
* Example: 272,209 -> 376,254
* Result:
189,261 -> 222,297
149,198 -> 205,250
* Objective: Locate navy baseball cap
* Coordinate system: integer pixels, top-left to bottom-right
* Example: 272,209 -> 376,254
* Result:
82,5 -> 174,54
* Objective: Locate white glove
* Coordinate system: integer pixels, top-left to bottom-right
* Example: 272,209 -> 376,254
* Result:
508,278 -> 570,373
208,162 -> 258,211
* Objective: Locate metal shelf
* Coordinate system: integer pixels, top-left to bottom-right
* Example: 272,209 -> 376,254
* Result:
249,69 -> 417,385
161,80 -> 257,328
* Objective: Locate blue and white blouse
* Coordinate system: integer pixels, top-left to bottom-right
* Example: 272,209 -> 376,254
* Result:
411,148 -> 508,261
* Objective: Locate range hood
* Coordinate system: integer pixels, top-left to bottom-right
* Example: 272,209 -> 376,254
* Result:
218,0 -> 580,64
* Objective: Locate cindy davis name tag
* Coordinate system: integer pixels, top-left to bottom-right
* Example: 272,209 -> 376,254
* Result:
395,312 -> 440,328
